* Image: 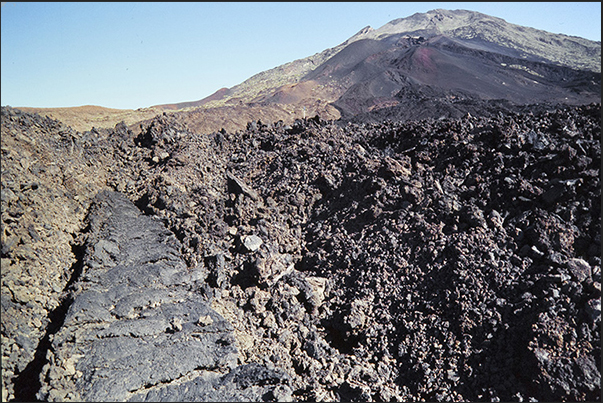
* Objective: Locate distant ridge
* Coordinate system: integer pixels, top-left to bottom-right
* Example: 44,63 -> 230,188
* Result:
153,87 -> 232,110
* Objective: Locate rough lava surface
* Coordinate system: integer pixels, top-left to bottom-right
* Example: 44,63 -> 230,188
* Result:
1,101 -> 600,402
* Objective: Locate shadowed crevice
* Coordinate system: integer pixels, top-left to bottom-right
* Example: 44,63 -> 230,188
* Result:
11,239 -> 87,402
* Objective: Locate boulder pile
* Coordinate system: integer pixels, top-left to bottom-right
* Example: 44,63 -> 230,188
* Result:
1,103 -> 600,401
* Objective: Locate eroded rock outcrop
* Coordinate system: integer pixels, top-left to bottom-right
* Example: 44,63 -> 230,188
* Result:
35,190 -> 290,401
1,106 -> 115,402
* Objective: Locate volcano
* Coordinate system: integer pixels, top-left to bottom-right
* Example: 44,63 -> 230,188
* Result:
175,8 -> 600,127
20,9 -> 601,134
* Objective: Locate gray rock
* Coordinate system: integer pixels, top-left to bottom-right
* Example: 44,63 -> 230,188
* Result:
253,251 -> 294,286
227,171 -> 259,201
197,315 -> 214,326
243,234 -> 263,252
585,299 -> 601,323
127,363 -> 291,402
566,258 -> 592,283
206,253 -> 229,289
169,317 -> 183,332
37,191 -> 288,402
304,276 -> 327,308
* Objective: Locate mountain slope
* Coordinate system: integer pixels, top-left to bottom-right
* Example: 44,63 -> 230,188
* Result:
162,8 -> 600,130
348,8 -> 601,73
324,34 -> 600,117
15,105 -> 162,133
181,9 -> 601,111
154,87 -> 232,110
16,9 -> 601,134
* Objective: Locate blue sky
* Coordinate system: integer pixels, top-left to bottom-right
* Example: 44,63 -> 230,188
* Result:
1,2 -> 601,110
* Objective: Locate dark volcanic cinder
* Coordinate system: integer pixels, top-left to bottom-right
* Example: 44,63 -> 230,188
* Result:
2,101 -> 599,401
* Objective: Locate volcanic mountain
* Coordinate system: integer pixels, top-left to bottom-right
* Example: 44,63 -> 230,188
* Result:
160,8 -> 600,129
18,9 -> 601,134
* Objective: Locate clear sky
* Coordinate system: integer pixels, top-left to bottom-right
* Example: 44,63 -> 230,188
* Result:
1,2 -> 601,110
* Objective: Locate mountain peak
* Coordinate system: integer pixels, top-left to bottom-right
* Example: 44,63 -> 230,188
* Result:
341,25 -> 374,46
368,9 -> 506,38
354,25 -> 374,36
345,9 -> 600,73
149,7 -> 599,122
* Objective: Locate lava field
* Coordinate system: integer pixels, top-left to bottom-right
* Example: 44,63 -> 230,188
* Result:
1,103 -> 600,401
